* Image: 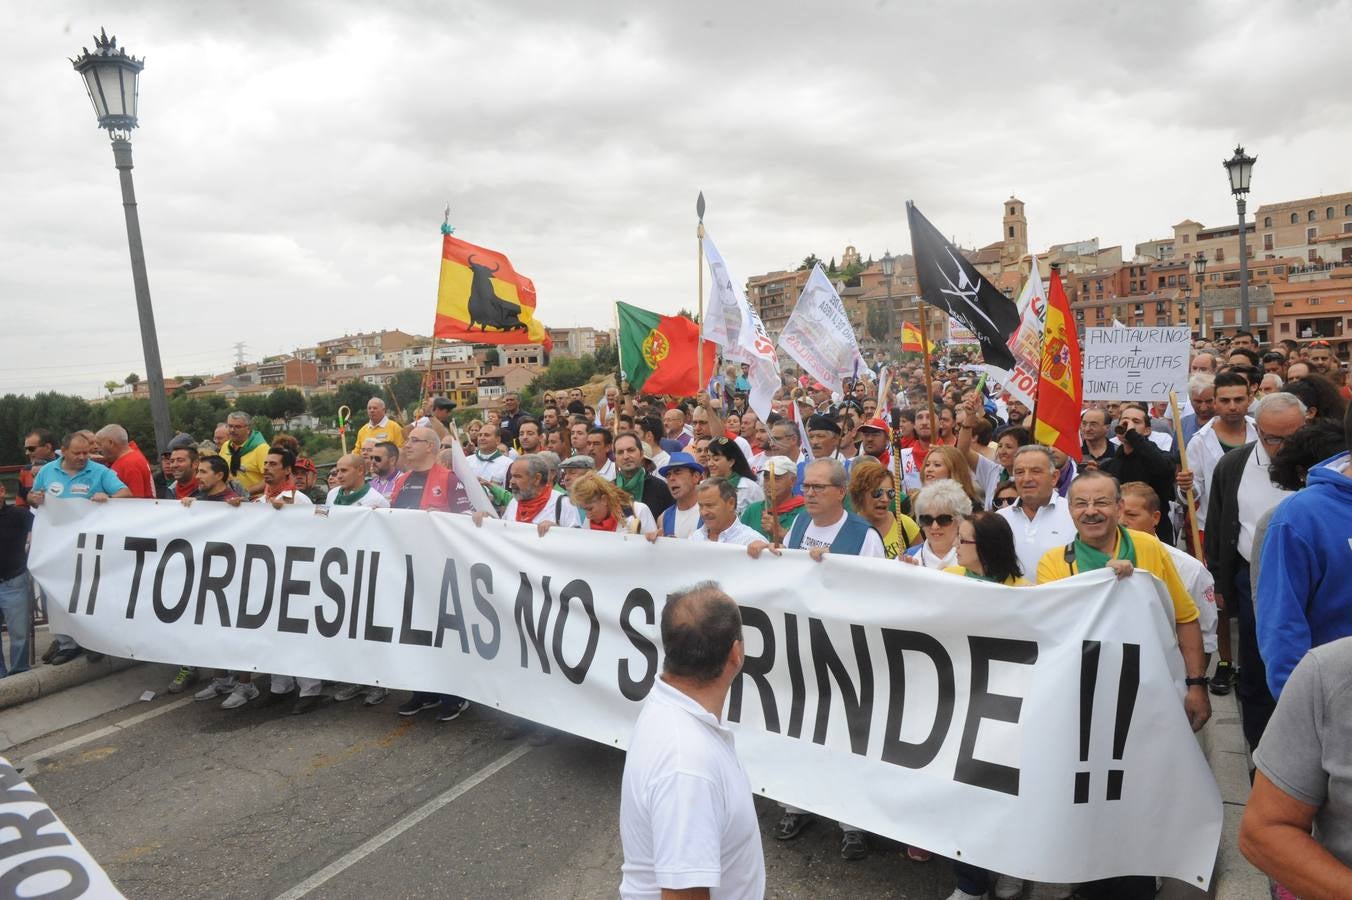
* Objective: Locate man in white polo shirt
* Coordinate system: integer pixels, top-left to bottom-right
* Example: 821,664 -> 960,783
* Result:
688,478 -> 761,547
620,582 -> 764,899
996,445 -> 1075,579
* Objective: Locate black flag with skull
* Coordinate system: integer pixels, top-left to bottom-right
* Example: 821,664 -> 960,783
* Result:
906,201 -> 1021,372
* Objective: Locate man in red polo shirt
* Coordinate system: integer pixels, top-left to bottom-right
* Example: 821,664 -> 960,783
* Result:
95,424 -> 154,498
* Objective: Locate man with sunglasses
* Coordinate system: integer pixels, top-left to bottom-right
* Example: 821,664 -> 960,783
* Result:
1202,392 -> 1307,751
17,430 -> 57,509
368,442 -> 401,499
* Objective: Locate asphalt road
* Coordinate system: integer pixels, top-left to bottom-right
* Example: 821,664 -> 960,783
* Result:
11,668 -> 949,900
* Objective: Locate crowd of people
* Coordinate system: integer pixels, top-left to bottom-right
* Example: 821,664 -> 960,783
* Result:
6,330 -> 1352,898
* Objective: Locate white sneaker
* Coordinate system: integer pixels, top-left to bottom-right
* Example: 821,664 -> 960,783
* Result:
332,683 -> 364,703
944,890 -> 985,900
363,687 -> 388,706
221,682 -> 259,709
194,676 -> 235,700
994,874 -> 1025,899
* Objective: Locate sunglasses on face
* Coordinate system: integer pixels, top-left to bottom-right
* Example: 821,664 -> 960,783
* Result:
992,495 -> 1017,508
870,488 -> 897,500
917,513 -> 957,527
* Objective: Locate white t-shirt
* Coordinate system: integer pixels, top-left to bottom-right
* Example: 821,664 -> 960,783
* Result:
689,520 -> 762,547
619,678 -> 765,900
1164,544 -> 1218,654
997,496 -> 1076,580
974,453 -> 1005,508
324,486 -> 390,509
668,504 -> 702,539
504,494 -> 580,528
253,489 -> 313,507
467,452 -> 512,487
598,459 -> 618,482
798,511 -> 886,558
733,478 -> 763,516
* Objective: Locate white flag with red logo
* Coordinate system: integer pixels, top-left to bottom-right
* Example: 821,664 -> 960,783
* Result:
702,232 -> 780,419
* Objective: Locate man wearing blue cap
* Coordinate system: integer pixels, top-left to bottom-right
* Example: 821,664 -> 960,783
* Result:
657,452 -> 705,538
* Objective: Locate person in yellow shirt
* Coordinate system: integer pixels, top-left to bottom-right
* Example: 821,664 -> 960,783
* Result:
355,397 -> 404,449
219,411 -> 269,497
943,511 -> 1028,586
1037,469 -> 1210,732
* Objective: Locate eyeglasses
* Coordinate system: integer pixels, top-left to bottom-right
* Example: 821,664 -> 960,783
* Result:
22,446 -> 38,454
1070,498 -> 1117,511
1256,428 -> 1291,449
1309,340 -> 1331,348
917,514 -> 957,527
870,488 -> 897,500
958,538 -> 977,545
992,495 -> 1017,507
405,437 -> 435,446
801,482 -> 837,493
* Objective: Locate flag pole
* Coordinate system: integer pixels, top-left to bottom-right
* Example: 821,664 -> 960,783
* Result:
918,301 -> 938,445
696,191 -> 706,398
424,203 -> 455,418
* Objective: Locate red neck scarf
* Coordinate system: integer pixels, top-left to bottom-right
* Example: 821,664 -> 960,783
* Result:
174,478 -> 200,500
514,490 -> 552,523
264,477 -> 297,500
773,495 -> 806,515
588,513 -> 619,532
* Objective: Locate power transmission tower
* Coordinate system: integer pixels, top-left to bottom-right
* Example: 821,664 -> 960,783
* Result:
233,342 -> 247,367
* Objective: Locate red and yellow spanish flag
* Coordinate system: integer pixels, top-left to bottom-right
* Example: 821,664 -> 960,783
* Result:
435,234 -> 551,350
1033,270 -> 1082,461
901,321 -> 932,353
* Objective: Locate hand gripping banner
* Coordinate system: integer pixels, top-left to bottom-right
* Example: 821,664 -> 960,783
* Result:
29,501 -> 1222,887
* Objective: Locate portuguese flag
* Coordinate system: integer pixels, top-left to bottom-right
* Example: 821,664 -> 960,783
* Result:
617,301 -> 717,396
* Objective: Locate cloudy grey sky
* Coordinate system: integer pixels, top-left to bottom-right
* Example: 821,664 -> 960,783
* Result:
5,0 -> 1351,395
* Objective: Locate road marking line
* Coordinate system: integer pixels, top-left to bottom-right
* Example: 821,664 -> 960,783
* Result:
273,743 -> 532,900
16,696 -> 196,773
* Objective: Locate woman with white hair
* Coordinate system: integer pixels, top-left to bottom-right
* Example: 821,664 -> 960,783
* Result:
902,478 -> 973,569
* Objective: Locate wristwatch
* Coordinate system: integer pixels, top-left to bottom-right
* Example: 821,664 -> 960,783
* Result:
1184,676 -> 1209,687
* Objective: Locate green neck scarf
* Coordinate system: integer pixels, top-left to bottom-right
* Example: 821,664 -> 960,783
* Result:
1072,525 -> 1137,572
963,567 -> 998,583
476,449 -> 503,462
727,473 -> 742,488
615,467 -> 646,499
334,484 -> 371,507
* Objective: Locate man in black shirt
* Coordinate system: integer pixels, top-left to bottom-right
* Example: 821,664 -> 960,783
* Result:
0,484 -> 34,676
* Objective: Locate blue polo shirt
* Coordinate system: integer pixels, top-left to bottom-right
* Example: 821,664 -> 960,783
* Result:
32,459 -> 127,500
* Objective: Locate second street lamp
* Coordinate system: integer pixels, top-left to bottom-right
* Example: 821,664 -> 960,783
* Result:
71,28 -> 173,454
880,251 -> 896,351
1223,145 -> 1257,333
1193,252 -> 1208,340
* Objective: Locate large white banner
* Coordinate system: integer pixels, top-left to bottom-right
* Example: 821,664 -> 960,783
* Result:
0,755 -> 123,897
29,501 -> 1221,887
1083,326 -> 1190,401
779,264 -> 868,396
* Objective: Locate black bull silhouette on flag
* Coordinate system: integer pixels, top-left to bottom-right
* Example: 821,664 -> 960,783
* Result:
465,255 -> 529,334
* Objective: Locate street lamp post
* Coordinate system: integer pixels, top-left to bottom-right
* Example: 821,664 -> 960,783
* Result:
1223,145 -> 1257,333
1193,252 -> 1208,340
880,251 -> 895,354
72,29 -> 172,454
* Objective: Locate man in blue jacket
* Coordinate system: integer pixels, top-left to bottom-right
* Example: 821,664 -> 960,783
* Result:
1256,406 -> 1352,701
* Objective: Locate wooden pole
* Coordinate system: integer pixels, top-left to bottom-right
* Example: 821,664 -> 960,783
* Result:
765,464 -> 780,543
1169,390 -> 1205,560
919,303 -> 939,446
337,405 -> 350,455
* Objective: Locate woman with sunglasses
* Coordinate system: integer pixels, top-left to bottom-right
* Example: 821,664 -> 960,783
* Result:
847,458 -> 919,559
990,480 -> 1018,510
944,510 -> 1026,586
902,479 -> 972,569
704,435 -> 764,515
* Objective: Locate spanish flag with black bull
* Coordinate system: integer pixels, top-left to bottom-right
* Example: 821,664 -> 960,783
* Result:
434,233 -> 552,351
